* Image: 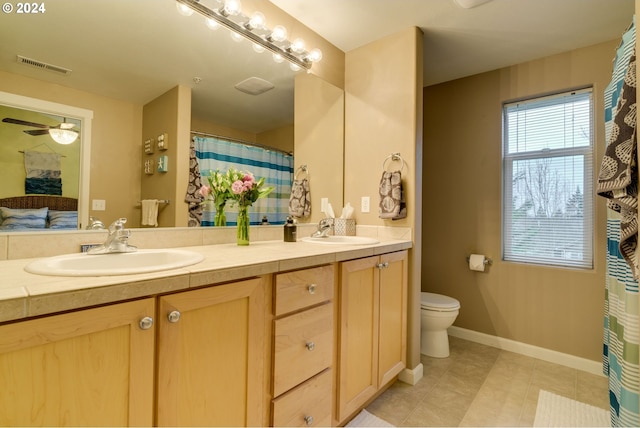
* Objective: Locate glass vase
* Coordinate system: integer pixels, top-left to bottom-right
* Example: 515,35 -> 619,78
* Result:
214,202 -> 227,227
237,205 -> 250,246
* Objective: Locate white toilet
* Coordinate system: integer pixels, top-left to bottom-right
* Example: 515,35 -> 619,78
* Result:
420,292 -> 460,358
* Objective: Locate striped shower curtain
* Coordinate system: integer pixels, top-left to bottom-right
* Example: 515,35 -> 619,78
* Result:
194,135 -> 293,225
602,17 -> 639,428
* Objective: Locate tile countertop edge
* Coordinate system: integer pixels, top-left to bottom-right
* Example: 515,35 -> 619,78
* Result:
0,238 -> 412,323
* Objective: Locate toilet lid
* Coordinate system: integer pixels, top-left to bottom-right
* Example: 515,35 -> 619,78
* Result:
421,292 -> 460,310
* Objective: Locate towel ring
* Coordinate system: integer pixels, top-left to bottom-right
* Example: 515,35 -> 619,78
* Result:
295,164 -> 309,180
382,153 -> 405,172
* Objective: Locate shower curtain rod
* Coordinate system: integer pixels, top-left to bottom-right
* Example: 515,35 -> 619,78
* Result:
191,131 -> 293,156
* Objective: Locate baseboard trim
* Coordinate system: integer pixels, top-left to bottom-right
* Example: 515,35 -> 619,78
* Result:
448,326 -> 604,377
398,363 -> 424,385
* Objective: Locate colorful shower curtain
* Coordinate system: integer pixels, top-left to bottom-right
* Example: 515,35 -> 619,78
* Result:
194,135 -> 293,225
601,17 -> 639,428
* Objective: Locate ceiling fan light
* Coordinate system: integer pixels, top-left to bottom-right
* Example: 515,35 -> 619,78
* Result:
49,128 -> 78,145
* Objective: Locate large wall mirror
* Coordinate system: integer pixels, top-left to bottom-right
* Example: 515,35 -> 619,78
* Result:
0,0 -> 343,231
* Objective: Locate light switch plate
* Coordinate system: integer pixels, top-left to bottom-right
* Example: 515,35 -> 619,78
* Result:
92,199 -> 106,211
321,197 -> 328,213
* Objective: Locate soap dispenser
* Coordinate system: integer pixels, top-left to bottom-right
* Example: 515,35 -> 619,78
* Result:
284,216 -> 297,242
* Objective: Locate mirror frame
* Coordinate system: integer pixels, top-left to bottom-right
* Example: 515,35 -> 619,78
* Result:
0,91 -> 93,229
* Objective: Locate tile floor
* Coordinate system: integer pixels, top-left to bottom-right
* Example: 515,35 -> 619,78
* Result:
366,336 -> 610,427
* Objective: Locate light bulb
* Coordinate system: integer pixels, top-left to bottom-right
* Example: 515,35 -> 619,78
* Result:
206,18 -> 220,30
307,48 -> 323,62
247,12 -> 266,30
252,43 -> 265,53
289,63 -> 301,72
272,53 -> 284,63
290,38 -> 305,54
230,31 -> 244,43
270,25 -> 287,42
176,2 -> 194,16
222,0 -> 241,16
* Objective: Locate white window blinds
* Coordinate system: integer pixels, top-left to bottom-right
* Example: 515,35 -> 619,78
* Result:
502,88 -> 594,269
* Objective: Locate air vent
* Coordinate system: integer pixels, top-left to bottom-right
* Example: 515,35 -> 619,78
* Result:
234,77 -> 274,95
17,55 -> 72,75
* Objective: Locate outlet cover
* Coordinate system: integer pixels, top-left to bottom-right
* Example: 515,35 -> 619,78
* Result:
361,196 -> 370,213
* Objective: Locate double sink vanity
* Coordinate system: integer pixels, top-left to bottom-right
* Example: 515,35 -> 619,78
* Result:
0,229 -> 411,427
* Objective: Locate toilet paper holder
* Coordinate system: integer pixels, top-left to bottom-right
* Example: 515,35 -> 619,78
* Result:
466,255 -> 493,266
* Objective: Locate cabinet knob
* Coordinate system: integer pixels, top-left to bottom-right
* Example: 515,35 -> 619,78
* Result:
167,310 -> 181,323
377,262 -> 389,269
307,283 -> 317,294
139,316 -> 154,330
304,415 -> 314,426
305,341 -> 315,351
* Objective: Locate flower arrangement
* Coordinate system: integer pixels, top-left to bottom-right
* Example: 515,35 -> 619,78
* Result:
199,170 -> 233,226
225,168 -> 273,209
199,168 -> 273,245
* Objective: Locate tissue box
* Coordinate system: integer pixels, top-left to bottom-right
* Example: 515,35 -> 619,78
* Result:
333,218 -> 356,236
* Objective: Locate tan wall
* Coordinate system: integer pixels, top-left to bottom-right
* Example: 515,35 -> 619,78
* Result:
423,40 -> 620,361
0,70 -> 143,226
141,85 -> 192,228
258,125 -> 294,154
344,27 -> 423,370
294,73 -> 344,223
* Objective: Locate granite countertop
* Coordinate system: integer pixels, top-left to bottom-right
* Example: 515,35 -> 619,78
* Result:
0,238 -> 412,323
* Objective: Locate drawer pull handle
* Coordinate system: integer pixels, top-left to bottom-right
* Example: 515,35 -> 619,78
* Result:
139,316 -> 154,330
167,310 -> 181,323
305,341 -> 315,351
308,284 -> 317,294
304,415 -> 314,426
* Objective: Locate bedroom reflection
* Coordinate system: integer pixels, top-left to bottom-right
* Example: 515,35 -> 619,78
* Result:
0,103 -> 83,230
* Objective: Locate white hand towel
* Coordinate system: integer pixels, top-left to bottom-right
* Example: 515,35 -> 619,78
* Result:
141,199 -> 159,227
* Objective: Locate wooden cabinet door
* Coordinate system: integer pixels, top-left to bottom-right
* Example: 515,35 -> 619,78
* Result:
378,250 -> 408,386
0,298 -> 156,427
156,277 -> 267,427
337,256 -> 380,422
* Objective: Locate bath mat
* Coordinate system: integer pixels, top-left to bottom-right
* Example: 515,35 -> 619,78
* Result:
345,409 -> 395,427
533,390 -> 610,427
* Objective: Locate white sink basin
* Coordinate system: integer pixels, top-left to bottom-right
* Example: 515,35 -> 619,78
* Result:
25,249 -> 205,277
300,236 -> 379,245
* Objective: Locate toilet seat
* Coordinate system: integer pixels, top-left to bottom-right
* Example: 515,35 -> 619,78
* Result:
421,292 -> 460,312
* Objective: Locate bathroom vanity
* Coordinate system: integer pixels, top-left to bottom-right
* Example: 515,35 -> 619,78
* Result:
0,237 -> 410,427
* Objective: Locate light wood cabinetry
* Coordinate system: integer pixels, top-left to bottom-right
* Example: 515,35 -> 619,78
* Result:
0,247 -> 410,427
271,265 -> 335,427
0,298 -> 156,426
156,277 -> 268,427
337,250 -> 408,424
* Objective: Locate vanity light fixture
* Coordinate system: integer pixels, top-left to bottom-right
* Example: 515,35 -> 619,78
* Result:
49,128 -> 79,145
175,0 -> 322,71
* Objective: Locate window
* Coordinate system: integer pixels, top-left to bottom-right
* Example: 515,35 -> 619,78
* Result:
502,88 -> 593,269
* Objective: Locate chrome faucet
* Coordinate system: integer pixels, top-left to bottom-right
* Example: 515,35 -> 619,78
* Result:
311,218 -> 333,238
87,218 -> 137,254
86,216 -> 105,230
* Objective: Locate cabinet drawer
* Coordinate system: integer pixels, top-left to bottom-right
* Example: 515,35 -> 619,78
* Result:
272,369 -> 332,427
275,265 -> 334,316
273,303 -> 333,396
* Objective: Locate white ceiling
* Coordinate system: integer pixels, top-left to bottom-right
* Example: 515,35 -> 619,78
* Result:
0,0 -> 634,134
271,0 -> 635,86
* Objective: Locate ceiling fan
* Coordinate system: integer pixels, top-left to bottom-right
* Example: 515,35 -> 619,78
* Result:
2,117 -> 79,144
